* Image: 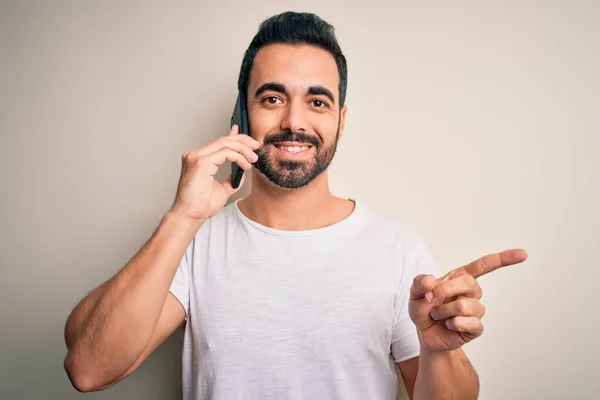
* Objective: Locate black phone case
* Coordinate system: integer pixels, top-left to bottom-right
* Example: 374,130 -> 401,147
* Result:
230,92 -> 249,189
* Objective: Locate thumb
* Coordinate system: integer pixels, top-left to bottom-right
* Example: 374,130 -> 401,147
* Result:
410,274 -> 436,301
222,174 -> 246,196
410,274 -> 438,330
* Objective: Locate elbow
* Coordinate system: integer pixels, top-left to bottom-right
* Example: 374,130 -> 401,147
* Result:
63,353 -> 111,393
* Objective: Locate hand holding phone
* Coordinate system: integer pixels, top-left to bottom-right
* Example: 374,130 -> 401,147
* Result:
170,123 -> 258,222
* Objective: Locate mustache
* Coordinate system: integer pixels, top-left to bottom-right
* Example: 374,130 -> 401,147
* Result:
262,131 -> 321,148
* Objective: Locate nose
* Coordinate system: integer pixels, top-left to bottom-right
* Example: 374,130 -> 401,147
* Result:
280,100 -> 307,133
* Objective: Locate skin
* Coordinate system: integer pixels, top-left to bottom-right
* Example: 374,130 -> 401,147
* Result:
63,42 -> 528,399
238,43 -> 354,230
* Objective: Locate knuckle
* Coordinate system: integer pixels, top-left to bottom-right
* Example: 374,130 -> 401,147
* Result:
219,137 -> 235,148
466,275 -> 479,290
474,321 -> 484,335
235,135 -> 250,144
452,268 -> 465,278
456,299 -> 470,315
479,257 -> 489,272
183,151 -> 199,164
245,138 -> 260,148
466,274 -> 476,285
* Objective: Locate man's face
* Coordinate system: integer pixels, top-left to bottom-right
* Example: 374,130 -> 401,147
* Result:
246,43 -> 347,189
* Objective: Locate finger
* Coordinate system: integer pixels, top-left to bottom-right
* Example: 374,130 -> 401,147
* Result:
228,132 -> 261,150
431,274 -> 481,300
194,134 -> 260,157
462,248 -> 528,279
445,316 -> 484,338
222,138 -> 259,163
228,124 -> 239,136
409,275 -> 437,329
410,274 -> 447,330
434,267 -> 466,286
196,139 -> 259,164
227,124 -> 260,149
430,297 -> 486,321
202,148 -> 254,175
198,136 -> 259,157
410,274 -> 436,301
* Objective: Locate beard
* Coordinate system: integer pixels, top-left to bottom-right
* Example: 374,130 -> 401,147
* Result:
253,129 -> 340,189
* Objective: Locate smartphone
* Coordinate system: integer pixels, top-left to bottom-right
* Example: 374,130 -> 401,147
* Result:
230,91 -> 249,189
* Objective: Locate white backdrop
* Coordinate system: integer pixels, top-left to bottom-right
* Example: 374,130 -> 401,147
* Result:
0,1 -> 598,399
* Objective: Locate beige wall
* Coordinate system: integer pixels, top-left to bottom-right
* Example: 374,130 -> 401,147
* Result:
1,1 -> 598,399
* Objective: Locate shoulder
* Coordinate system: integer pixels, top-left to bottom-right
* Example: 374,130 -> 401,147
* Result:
354,201 -> 436,273
354,201 -> 427,248
349,201 -> 437,287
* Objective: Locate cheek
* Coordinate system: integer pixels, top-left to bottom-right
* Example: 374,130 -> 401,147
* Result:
248,108 -> 278,140
314,118 -> 339,143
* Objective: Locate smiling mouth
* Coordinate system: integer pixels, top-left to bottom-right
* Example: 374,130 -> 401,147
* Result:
273,143 -> 313,153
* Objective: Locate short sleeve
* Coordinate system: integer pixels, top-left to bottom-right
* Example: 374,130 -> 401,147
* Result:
169,245 -> 191,320
391,235 -> 437,362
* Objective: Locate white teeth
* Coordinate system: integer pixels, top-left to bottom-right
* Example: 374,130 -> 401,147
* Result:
279,146 -> 309,153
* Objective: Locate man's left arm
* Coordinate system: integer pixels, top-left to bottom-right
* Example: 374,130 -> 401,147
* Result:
397,248 -> 527,400
397,348 -> 479,400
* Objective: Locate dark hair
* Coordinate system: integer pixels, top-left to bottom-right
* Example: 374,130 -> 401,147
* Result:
237,11 -> 348,107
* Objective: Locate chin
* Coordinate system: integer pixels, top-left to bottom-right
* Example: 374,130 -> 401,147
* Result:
253,147 -> 333,191
267,168 -> 328,190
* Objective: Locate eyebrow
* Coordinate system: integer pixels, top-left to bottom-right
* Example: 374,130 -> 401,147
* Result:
307,86 -> 336,105
254,82 -> 336,105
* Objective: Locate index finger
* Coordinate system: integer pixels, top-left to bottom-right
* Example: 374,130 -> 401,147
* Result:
228,124 -> 240,135
228,126 -> 260,148
462,248 -> 527,278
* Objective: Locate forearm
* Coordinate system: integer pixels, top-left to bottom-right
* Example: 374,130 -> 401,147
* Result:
64,211 -> 203,388
413,348 -> 479,400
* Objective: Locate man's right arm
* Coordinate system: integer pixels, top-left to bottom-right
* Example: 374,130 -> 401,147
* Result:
63,126 -> 260,392
63,211 -> 202,392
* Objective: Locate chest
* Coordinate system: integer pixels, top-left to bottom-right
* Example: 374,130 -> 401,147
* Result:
189,238 -> 398,364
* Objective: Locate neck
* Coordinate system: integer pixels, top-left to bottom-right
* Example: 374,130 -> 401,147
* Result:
238,170 -> 354,231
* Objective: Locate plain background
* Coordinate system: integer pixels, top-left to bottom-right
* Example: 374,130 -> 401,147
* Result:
1,1 -> 598,399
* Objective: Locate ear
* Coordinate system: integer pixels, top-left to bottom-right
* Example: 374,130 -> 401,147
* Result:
338,104 -> 348,138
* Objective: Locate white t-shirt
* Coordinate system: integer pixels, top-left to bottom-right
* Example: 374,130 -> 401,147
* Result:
169,199 -> 436,400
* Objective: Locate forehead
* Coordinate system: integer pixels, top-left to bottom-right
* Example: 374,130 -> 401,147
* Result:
249,43 -> 339,97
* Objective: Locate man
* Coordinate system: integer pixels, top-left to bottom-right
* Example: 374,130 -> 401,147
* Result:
63,11 -> 527,400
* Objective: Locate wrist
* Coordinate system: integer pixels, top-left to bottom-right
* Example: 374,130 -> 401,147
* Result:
415,348 -> 479,400
419,347 -> 478,385
420,347 -> 460,363
163,210 -> 206,233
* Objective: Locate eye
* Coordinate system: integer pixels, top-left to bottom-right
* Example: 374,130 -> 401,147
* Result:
311,99 -> 329,108
262,96 -> 283,105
